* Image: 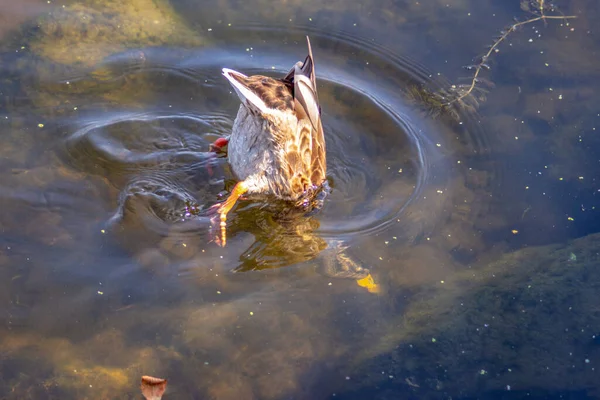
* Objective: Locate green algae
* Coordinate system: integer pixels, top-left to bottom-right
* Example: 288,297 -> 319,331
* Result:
29,0 -> 204,67
0,0 -> 208,114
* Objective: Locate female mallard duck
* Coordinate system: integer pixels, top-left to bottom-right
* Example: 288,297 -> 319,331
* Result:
213,36 -> 327,245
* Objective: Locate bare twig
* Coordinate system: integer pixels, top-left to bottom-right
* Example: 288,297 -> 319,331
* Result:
444,3 -> 576,107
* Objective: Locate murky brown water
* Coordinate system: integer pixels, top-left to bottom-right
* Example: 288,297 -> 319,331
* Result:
1,0 -> 599,398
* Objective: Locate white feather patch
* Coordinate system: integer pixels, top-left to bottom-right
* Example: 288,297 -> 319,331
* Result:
222,68 -> 269,114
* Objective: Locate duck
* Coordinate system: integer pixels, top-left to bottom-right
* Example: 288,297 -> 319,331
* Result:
213,36 -> 327,246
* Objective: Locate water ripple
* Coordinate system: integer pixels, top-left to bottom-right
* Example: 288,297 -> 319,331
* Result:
53,27 -> 490,269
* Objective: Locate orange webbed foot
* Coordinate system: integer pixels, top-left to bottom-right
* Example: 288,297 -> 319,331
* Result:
209,137 -> 229,154
208,181 -> 248,247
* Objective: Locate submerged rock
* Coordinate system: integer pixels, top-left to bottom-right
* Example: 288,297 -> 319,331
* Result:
0,0 -> 208,117
342,232 -> 600,398
28,0 -> 204,67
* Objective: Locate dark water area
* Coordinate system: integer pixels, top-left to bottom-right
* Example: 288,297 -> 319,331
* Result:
0,0 -> 599,399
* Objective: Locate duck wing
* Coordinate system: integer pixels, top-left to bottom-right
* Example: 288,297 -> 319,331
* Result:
290,37 -> 326,186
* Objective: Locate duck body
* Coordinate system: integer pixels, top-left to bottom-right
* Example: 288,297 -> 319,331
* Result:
214,37 -> 327,245
223,37 -> 326,201
226,96 -> 298,200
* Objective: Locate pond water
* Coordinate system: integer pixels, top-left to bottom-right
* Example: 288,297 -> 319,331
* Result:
1,0 -> 599,399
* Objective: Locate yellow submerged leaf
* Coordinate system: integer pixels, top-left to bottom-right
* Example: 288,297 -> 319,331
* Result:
356,274 -> 380,294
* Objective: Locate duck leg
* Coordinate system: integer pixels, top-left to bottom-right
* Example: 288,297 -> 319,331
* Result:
209,137 -> 229,154
215,180 -> 248,246
205,137 -> 229,178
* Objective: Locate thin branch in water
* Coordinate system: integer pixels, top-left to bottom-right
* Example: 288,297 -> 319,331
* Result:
443,3 -> 576,107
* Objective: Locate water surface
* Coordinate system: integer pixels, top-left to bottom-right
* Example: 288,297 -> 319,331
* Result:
0,0 -> 599,398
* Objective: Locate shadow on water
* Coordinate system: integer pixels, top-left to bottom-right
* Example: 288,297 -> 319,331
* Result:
0,0 -> 599,398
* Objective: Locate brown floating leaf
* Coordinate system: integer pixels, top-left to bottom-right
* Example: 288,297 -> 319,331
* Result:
141,375 -> 167,400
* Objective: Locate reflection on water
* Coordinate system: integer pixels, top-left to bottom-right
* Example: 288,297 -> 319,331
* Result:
0,0 -> 599,398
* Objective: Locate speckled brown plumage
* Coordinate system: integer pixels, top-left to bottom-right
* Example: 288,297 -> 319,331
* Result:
214,36 -> 326,245
227,74 -> 295,112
